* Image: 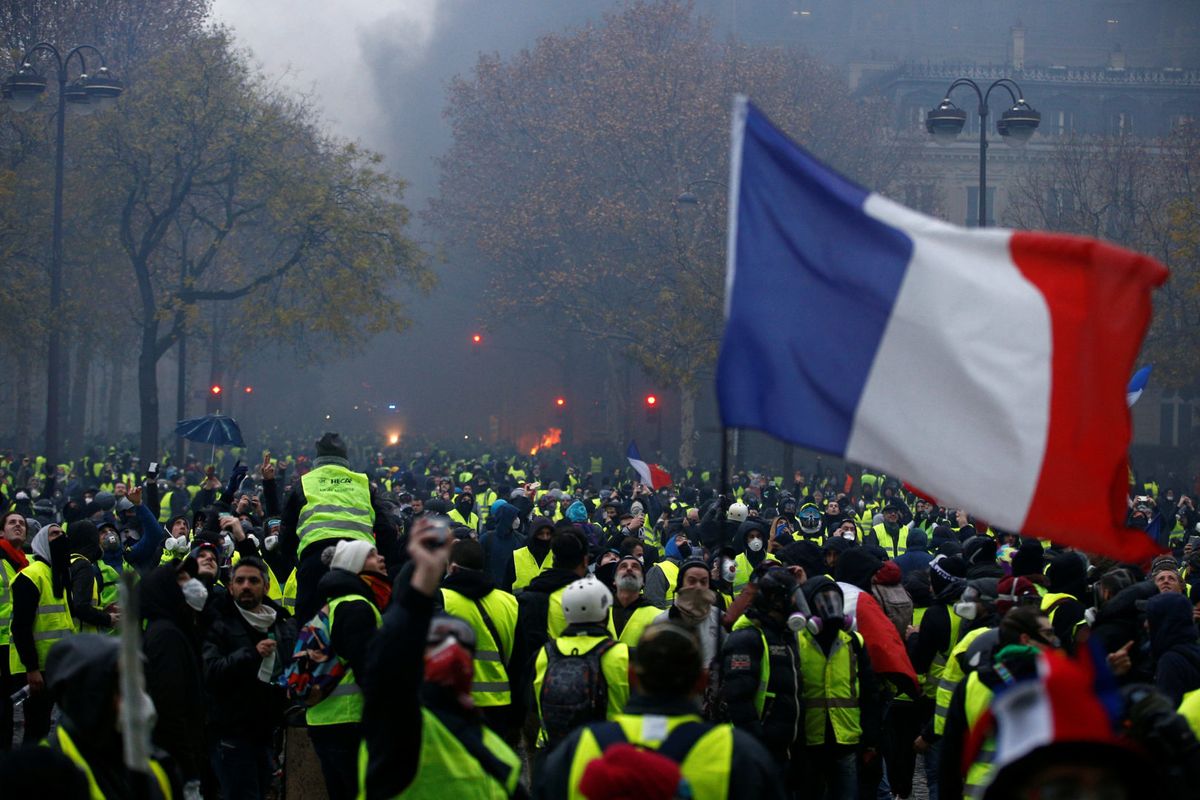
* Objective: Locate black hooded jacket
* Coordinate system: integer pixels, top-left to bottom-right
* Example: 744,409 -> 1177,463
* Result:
202,591 -> 296,740
720,608 -> 803,759
67,520 -> 111,631
515,567 -> 583,674
1147,591 -> 1200,705
318,567 -> 385,684
141,565 -> 207,781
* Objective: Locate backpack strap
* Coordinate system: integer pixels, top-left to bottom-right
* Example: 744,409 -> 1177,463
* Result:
590,721 -> 627,752
473,598 -> 507,660
656,721 -> 713,763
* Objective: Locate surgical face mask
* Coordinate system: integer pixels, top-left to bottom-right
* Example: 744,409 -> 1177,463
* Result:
181,577 -> 209,612
721,558 -> 737,583
841,528 -> 856,540
747,537 -> 763,552
263,534 -> 279,552
511,517 -> 521,531
101,532 -> 121,553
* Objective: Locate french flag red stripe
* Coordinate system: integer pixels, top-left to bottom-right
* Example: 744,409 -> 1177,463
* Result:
1012,233 -> 1165,561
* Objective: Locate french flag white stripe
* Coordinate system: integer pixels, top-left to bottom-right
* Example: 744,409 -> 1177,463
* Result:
844,194 -> 1052,529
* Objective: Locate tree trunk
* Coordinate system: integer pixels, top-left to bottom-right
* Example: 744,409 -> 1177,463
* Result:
138,323 -> 160,462
175,332 -> 187,465
67,337 -> 93,453
678,382 -> 696,469
107,361 -> 125,439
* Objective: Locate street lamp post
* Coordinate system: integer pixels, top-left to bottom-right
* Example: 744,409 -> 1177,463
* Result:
3,44 -> 123,464
925,78 -> 1039,228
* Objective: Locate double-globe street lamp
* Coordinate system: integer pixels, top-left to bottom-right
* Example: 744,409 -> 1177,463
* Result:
926,77 -> 1039,228
3,44 -> 123,463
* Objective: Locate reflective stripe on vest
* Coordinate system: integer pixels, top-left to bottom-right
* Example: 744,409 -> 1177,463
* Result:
926,606 -> 965,700
753,628 -> 774,719
799,629 -> 862,745
606,604 -> 660,653
306,595 -> 381,726
442,587 -> 518,707
297,466 -> 375,553
963,672 -> 996,799
0,559 -> 15,646
9,560 -> 77,675
566,714 -> 732,800
934,626 -> 987,735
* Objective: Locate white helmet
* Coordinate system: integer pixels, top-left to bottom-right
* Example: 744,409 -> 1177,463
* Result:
561,576 -> 613,625
727,502 -> 749,523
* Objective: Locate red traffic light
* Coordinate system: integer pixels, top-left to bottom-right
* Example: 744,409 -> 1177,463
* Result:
244,386 -> 253,394
645,394 -> 657,406
555,396 -> 566,407
471,333 -> 482,344
210,384 -> 222,396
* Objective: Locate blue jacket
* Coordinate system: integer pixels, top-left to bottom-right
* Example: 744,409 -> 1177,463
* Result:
480,502 -> 523,586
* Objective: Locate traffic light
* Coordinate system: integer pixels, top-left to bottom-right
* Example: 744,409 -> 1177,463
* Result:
471,333 -> 483,344
207,384 -> 222,413
243,386 -> 253,394
644,394 -> 659,422
555,396 -> 566,407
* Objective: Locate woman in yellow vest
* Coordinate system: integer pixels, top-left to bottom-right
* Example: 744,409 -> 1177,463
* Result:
308,540 -> 388,800
9,522 -> 76,743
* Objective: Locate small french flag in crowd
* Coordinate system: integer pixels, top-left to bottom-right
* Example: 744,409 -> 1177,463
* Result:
626,441 -> 672,490
717,97 -> 1165,562
1126,364 -> 1152,407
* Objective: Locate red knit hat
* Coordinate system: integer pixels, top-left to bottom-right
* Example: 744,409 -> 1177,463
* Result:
578,743 -> 685,800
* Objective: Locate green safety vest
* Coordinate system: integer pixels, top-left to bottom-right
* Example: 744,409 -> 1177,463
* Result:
935,626 -> 988,735
441,587 -> 518,707
9,559 -> 77,674
281,569 -> 298,614
925,605 -> 965,700
872,523 -> 909,558
798,628 -> 864,746
589,456 -> 604,475
356,706 -> 521,799
298,464 -> 376,553
448,509 -> 480,531
0,558 -> 16,647
962,672 -> 996,799
606,604 -> 661,653
98,560 -> 121,613
564,713 -> 733,800
1180,688 -> 1200,741
307,595 -> 382,726
158,491 -> 175,523
534,634 -> 630,746
511,547 -> 553,593
652,560 -> 679,604
51,725 -> 173,800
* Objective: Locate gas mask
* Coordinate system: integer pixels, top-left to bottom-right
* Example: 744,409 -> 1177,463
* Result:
220,534 -> 235,560
954,585 -> 986,621
101,531 -> 122,553
263,534 -> 279,552
721,558 -> 737,584
786,587 -> 813,633
808,588 -> 846,635
167,535 -> 190,556
511,517 -> 521,531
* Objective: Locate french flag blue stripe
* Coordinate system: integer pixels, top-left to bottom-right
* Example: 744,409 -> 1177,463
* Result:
718,99 -> 912,453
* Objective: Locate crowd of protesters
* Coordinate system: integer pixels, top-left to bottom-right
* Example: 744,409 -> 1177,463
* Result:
0,435 -> 1199,799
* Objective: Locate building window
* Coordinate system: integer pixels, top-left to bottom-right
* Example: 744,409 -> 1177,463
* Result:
1111,111 -> 1134,136
1046,188 -> 1076,229
1170,113 -> 1195,132
903,183 -> 939,215
1160,395 -> 1194,447
1050,109 -> 1076,136
966,187 -> 995,227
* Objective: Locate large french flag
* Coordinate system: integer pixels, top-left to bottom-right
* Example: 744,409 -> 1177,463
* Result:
717,97 -> 1166,562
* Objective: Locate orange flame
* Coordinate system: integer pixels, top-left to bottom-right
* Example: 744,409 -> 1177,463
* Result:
529,427 -> 563,456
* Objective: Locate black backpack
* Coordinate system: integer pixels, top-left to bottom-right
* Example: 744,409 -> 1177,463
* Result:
539,638 -> 617,747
